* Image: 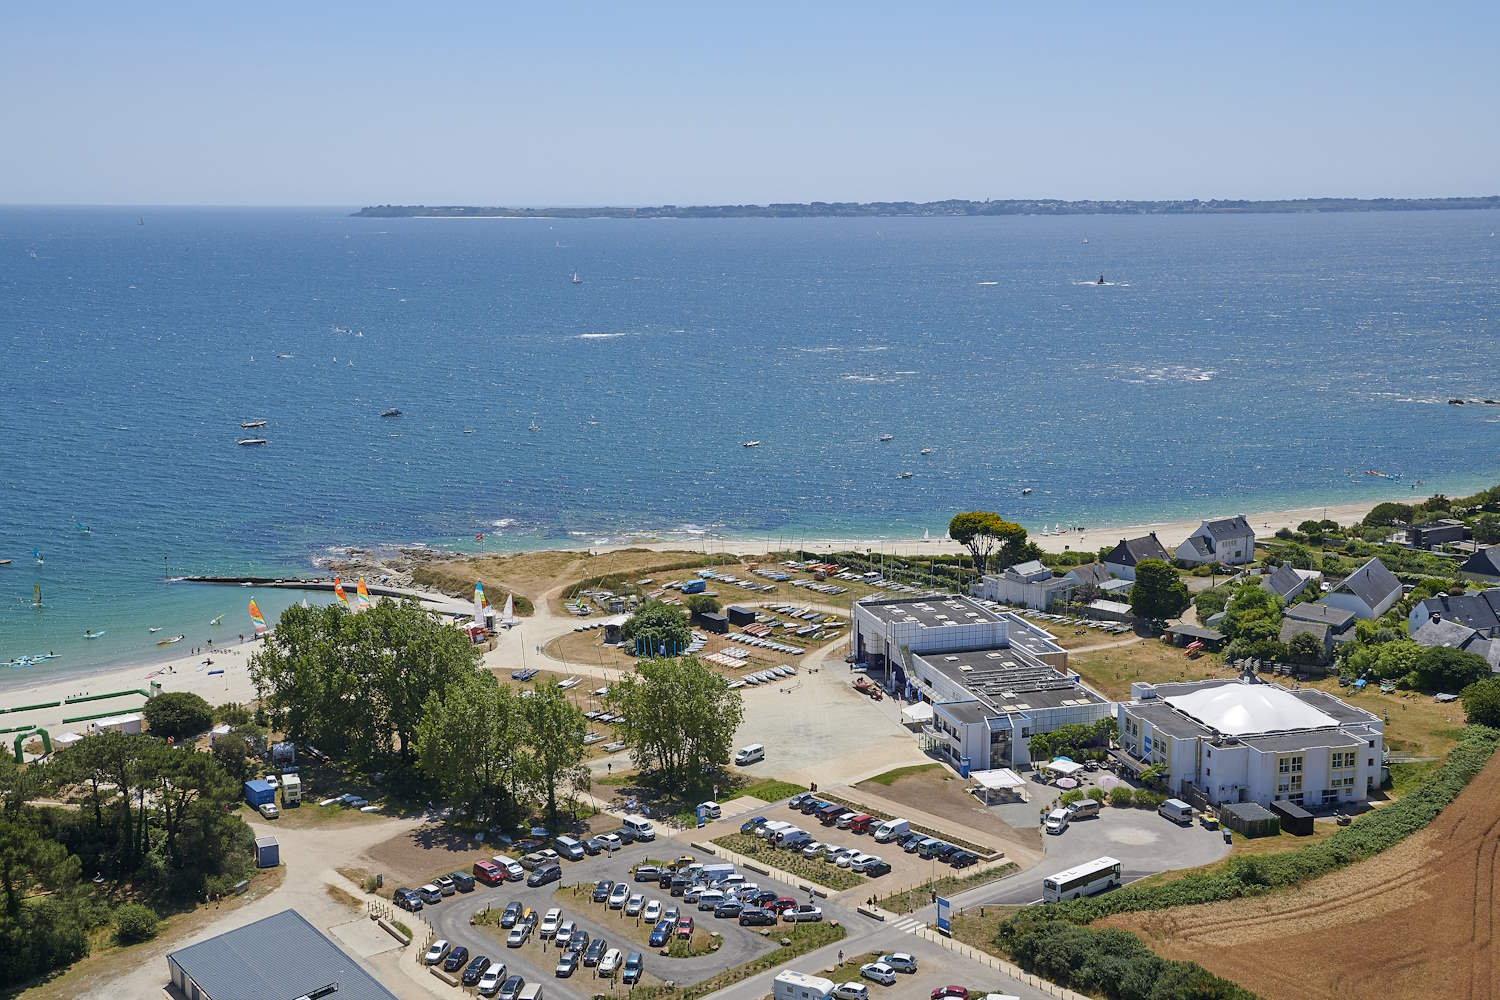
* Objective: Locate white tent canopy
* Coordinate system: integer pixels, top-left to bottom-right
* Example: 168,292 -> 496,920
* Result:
1043,758 -> 1085,777
901,701 -> 934,724
971,768 -> 1025,791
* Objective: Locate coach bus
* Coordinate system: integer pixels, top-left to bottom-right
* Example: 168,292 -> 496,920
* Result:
1042,856 -> 1121,903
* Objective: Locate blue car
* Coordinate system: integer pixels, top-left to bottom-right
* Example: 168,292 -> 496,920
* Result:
740,816 -> 767,834
648,918 -> 675,948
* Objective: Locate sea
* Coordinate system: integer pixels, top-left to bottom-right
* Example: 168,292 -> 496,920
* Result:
2,206 -> 1498,679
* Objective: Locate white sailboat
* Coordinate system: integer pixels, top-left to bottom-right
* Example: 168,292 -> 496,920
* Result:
571,271 -> 582,285
528,414 -> 540,433
499,592 -> 520,627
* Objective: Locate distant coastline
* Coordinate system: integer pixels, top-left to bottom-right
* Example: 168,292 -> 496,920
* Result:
353,195 -> 1500,220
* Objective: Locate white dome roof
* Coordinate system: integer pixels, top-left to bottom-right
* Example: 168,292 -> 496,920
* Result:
1164,684 -> 1338,736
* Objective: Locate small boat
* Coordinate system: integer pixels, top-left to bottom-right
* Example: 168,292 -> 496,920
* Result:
529,414 -> 540,432
0,559 -> 11,566
920,447 -> 932,455
138,216 -> 144,226
463,427 -> 476,434
241,419 -> 267,429
158,634 -> 185,646
1082,235 -> 1089,245
237,438 -> 268,446
210,614 -> 224,627
743,440 -> 761,448
380,408 -> 402,418
83,629 -> 105,639
898,471 -> 913,479
879,433 -> 894,442
1022,487 -> 1033,495
148,626 -> 163,633
572,271 -> 582,284
276,352 -> 294,359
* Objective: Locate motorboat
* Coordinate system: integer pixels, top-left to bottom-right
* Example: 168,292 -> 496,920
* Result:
236,438 -> 268,446
878,433 -> 894,442
898,471 -> 913,479
240,419 -> 267,429
381,408 -> 402,418
743,440 -> 761,448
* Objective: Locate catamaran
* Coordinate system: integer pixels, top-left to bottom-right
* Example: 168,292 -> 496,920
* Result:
209,613 -> 224,626
158,634 -> 184,646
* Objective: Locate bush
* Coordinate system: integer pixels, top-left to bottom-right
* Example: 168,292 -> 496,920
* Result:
214,702 -> 252,726
1109,786 -> 1134,807
1058,789 -> 1085,806
684,594 -> 721,614
113,903 -> 159,944
142,692 -> 214,741
1087,786 -> 1107,803
1132,790 -> 1166,809
1461,677 -> 1500,728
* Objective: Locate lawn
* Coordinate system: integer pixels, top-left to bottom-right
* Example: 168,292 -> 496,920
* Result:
860,763 -> 941,786
1068,637 -> 1229,700
875,863 -> 1018,914
947,906 -> 1021,954
711,834 -> 867,891
731,777 -> 807,803
1301,677 -> 1465,761
627,920 -> 846,1000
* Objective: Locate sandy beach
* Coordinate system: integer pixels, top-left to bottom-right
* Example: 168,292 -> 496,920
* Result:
0,495 -> 1397,732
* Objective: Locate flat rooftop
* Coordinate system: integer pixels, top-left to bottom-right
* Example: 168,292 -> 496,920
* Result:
1127,700 -> 1214,740
1290,687 -> 1382,726
857,595 -> 1007,628
1239,730 -> 1365,753
918,647 -> 1104,714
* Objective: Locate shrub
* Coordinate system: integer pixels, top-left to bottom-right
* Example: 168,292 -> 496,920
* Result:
113,903 -> 159,944
1461,677 -> 1500,728
684,594 -> 721,614
142,692 -> 214,741
1058,789 -> 1085,806
1132,790 -> 1166,809
1109,786 -> 1134,807
1087,786 -> 1107,803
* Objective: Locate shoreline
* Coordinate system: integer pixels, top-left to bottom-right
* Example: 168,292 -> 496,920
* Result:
0,492 -> 1414,712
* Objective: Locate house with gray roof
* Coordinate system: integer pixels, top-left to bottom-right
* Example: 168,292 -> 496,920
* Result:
977,559 -> 1072,610
1102,533 -> 1170,580
1408,588 -> 1500,638
1321,557 -> 1403,620
167,908 -> 399,1000
1174,515 -> 1256,567
1262,563 -> 1319,604
1459,547 -> 1500,584
1280,601 -> 1358,655
1410,617 -> 1500,671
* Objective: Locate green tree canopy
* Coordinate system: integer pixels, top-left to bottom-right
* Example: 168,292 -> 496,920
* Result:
620,600 -> 693,655
1409,645 -> 1492,693
142,691 -> 213,742
1476,514 -> 1500,545
684,594 -> 721,614
608,657 -> 744,794
414,671 -> 525,825
948,511 -> 1036,574
1219,581 -> 1283,640
1363,502 -> 1414,527
1128,560 -> 1190,623
1288,631 -> 1326,665
520,685 -> 591,831
1460,677 -> 1500,728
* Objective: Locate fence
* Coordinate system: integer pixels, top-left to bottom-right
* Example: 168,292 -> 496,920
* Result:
915,925 -> 1090,1000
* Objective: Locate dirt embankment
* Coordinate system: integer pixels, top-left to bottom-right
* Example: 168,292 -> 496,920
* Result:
1104,752 -> 1500,1000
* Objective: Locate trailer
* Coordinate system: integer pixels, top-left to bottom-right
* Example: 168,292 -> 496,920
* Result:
280,773 -> 302,806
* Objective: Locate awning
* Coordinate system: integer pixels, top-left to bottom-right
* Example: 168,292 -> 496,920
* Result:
1043,758 -> 1084,777
971,768 -> 1026,791
901,702 -> 934,723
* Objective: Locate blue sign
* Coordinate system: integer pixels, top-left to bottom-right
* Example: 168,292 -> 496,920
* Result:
935,896 -> 951,936
696,804 -> 707,828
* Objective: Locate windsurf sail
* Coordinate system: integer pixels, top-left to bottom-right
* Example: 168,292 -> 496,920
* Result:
249,598 -> 267,633
333,576 -> 350,610
474,579 -> 487,622
501,592 -> 517,624
34,548 -> 43,565
33,584 -> 41,607
356,576 -> 371,611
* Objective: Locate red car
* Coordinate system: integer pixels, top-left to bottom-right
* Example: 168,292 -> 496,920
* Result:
767,896 -> 797,914
931,987 -> 969,1000
472,860 -> 504,887
676,915 -> 694,939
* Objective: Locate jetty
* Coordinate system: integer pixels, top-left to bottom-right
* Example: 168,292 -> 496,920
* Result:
176,576 -> 471,617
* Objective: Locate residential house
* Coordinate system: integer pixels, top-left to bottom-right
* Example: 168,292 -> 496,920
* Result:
1174,515 -> 1256,567
1280,602 -> 1358,658
1459,547 -> 1500,585
1262,564 -> 1320,604
1102,533 -> 1170,580
1408,588 -> 1500,639
1409,616 -> 1500,671
1404,518 -> 1468,550
1321,557 -> 1403,620
978,559 -> 1072,610
1066,562 -> 1132,599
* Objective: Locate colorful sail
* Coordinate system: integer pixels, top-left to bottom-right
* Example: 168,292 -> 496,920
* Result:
248,598 -> 267,633
34,547 -> 43,565
333,576 -> 350,610
33,584 -> 41,607
356,577 -> 371,611
475,580 -> 487,608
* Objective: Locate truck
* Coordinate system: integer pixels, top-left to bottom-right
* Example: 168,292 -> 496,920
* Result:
280,773 -> 302,806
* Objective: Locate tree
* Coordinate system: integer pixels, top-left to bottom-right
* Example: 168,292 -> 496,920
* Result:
948,512 -> 1032,575
1129,560 -> 1190,623
1288,631 -> 1326,666
1193,586 -> 1230,620
683,594 -> 720,614
520,685 -> 590,831
608,657 -> 744,793
1460,677 -> 1500,728
1220,582 -> 1283,640
210,725 -> 265,785
362,599 -> 482,764
1476,514 -> 1500,545
1409,645 -> 1491,693
142,692 -> 213,742
1278,542 -> 1316,569
620,601 -> 693,656
113,902 -> 158,943
1363,502 -> 1413,527
414,671 -> 525,824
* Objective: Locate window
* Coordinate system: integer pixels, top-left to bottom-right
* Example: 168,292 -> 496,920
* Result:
1279,758 -> 1291,774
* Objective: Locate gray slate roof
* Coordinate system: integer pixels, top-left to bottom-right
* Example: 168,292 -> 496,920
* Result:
1334,558 -> 1402,611
1203,515 -> 1254,541
1280,618 -> 1330,647
1066,563 -> 1111,588
1413,589 -> 1500,634
1263,564 -> 1309,602
1412,619 -> 1500,669
1103,533 -> 1169,567
1285,602 -> 1357,631
167,909 -> 400,1000
1461,547 -> 1500,579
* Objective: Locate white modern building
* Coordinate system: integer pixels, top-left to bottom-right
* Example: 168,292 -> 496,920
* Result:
976,559 -> 1072,610
1116,678 -> 1383,808
852,594 -> 1068,682
1175,515 -> 1256,566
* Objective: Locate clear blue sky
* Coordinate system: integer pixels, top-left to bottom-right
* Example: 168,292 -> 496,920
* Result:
3,2 -> 1496,205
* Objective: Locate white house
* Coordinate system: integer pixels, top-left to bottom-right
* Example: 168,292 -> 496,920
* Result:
1409,588 -> 1500,640
978,559 -> 1071,610
1116,678 -> 1383,808
1102,534 -> 1170,581
1321,557 -> 1402,620
1174,515 -> 1256,566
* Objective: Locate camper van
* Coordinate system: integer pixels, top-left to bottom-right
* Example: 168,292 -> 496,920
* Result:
1158,799 -> 1193,826
280,773 -> 302,806
774,971 -> 834,1000
1044,808 -> 1071,835
734,744 -> 765,766
1065,799 -> 1099,820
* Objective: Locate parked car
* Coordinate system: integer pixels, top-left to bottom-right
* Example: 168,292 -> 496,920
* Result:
634,864 -> 661,883
608,883 -> 630,908
614,826 -> 638,844
423,939 -> 450,964
257,802 -> 279,819
582,837 -> 604,855
864,859 -> 892,877
434,875 -> 456,896
539,908 -> 561,939
767,896 -> 797,914
419,884 -> 443,904
622,952 -> 643,985
506,924 -> 530,947
642,899 -> 662,922
740,815 -> 767,834
527,863 -> 561,887
880,953 -> 917,974
443,946 -> 470,973
676,915 -> 695,938
499,975 -> 526,1000
900,833 -> 925,852
835,812 -> 857,829
598,948 -> 622,977
600,833 -> 623,852
625,894 -> 645,916
860,963 -> 895,986
713,899 -> 743,918
931,987 -> 969,1000
474,861 -> 505,886
782,904 -> 823,922
501,901 -> 522,928
669,875 -> 691,896
554,950 -> 579,978
592,879 -> 615,902
833,983 -> 869,1000
582,938 -> 608,967
802,841 -> 825,858
935,843 -> 961,862
788,792 -> 813,810
461,956 -> 492,987
491,855 -> 525,881
698,801 -> 721,819
696,890 -> 726,911
477,966 -> 505,997
450,871 -> 476,893
393,888 -> 423,912
738,906 -> 777,926
949,850 -> 978,869
567,929 -> 590,955
649,918 -> 675,948
556,920 -> 575,948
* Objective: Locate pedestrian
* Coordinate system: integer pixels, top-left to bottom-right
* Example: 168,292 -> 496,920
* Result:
838,950 -> 843,963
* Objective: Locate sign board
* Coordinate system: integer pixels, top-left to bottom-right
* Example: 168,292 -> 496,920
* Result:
696,804 -> 707,828
935,895 -> 952,936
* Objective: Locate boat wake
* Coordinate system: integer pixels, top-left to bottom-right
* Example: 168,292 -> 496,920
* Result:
578,332 -> 627,340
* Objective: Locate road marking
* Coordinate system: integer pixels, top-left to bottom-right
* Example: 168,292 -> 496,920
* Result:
892,917 -> 925,933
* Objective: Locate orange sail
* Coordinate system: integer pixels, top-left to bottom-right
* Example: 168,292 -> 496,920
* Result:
356,577 -> 371,611
249,598 -> 267,633
333,577 -> 350,610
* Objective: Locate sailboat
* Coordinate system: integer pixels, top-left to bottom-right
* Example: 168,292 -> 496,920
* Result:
571,271 -> 582,285
500,592 -> 519,627
148,626 -> 163,633
34,548 -> 43,565
356,577 -> 371,611
33,584 -> 42,608
529,414 -> 540,433
1082,235 -> 1089,245
158,634 -> 184,646
209,613 -> 224,627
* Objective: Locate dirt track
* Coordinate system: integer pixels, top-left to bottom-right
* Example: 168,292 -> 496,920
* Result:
1105,753 -> 1500,1000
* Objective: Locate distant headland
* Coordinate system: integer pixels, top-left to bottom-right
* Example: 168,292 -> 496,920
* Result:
353,196 -> 1500,220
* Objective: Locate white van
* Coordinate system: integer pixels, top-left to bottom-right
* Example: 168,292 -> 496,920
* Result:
734,744 -> 765,766
622,815 -> 656,841
518,984 -> 544,1000
873,818 -> 910,843
490,855 -> 525,881
1065,799 -> 1100,820
1044,808 -> 1071,835
1158,798 -> 1193,825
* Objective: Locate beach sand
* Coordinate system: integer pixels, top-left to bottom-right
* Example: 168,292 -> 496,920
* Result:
0,495 -> 1395,731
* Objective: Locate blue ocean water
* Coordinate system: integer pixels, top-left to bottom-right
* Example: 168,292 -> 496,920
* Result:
2,207 -> 1498,676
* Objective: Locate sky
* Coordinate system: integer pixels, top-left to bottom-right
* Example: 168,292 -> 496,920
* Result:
2,2 -> 1497,206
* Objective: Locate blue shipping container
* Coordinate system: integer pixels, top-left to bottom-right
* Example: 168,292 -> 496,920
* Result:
244,779 -> 275,807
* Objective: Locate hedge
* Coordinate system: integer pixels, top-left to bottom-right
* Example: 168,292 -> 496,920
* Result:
1047,725 -> 1500,924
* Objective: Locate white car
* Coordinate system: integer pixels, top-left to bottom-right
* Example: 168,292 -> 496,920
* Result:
879,952 -> 917,974
257,802 -> 279,819
642,900 -> 662,922
608,883 -> 630,908
477,967 -> 504,997
833,982 -> 869,1000
598,947 -> 622,976
600,833 -> 623,852
423,939 -> 450,965
540,907 -> 562,938
625,894 -> 645,916
835,851 -> 856,868
850,854 -> 883,873
264,774 -> 279,789
802,841 -> 824,858
860,963 -> 896,986
698,801 -> 721,819
556,920 -> 575,948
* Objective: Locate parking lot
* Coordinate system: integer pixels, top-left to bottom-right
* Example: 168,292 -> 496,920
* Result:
407,833 -> 819,1000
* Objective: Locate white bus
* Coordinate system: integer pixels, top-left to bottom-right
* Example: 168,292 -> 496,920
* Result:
1042,856 -> 1121,903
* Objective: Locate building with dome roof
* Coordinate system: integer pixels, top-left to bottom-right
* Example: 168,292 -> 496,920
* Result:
1115,677 -> 1383,809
